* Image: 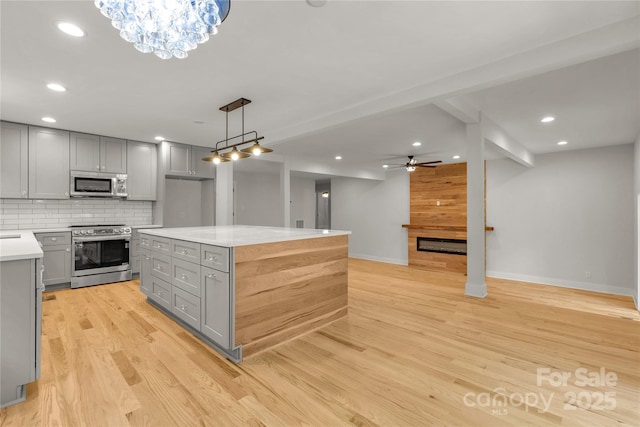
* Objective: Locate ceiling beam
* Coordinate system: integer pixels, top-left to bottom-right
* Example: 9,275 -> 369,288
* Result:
482,114 -> 535,168
266,16 -> 639,146
434,98 -> 479,124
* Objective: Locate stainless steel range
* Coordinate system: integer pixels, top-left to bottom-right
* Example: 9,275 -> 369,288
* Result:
71,224 -> 132,288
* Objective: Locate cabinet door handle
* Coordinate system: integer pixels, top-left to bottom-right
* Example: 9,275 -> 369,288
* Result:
207,273 -> 216,279
156,264 -> 162,271
181,304 -> 188,311
96,165 -> 100,170
65,248 -> 70,252
181,274 -> 188,280
207,256 -> 218,262
64,192 -> 69,197
21,190 -> 27,196
51,237 -> 57,242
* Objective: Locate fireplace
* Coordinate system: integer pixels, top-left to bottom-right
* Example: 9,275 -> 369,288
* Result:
417,237 -> 467,256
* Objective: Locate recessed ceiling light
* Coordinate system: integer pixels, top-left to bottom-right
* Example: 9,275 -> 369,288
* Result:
541,116 -> 555,123
42,117 -> 56,123
412,141 -> 422,147
557,140 -> 568,146
56,22 -> 85,38
154,136 -> 165,141
335,155 -> 342,160
46,83 -> 66,92
382,164 -> 389,168
453,155 -> 461,160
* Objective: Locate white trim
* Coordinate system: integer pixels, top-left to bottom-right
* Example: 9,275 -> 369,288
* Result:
487,270 -> 634,296
633,295 -> 639,311
349,253 -> 407,266
465,281 -> 488,298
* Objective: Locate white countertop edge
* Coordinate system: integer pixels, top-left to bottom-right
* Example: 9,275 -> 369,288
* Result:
0,231 -> 44,262
137,226 -> 351,247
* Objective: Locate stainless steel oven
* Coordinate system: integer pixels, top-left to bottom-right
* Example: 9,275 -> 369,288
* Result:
71,225 -> 132,288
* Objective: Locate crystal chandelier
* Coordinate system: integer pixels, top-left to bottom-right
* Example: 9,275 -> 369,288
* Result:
94,0 -> 230,59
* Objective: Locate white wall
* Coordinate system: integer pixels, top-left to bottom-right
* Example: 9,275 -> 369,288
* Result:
486,144 -> 634,296
331,169 -> 409,265
234,171 -> 282,226
634,134 -> 640,308
290,176 -> 316,228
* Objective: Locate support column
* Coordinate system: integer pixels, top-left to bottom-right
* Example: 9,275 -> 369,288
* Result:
215,161 -> 234,226
465,120 -> 488,298
280,157 -> 291,227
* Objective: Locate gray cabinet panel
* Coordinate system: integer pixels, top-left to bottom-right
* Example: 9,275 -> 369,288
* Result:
171,258 -> 201,297
171,286 -> 200,330
148,276 -> 171,310
100,137 -> 127,173
139,250 -> 152,296
28,127 -> 70,199
191,145 -> 215,178
150,236 -> 171,254
126,141 -> 157,200
166,142 -> 191,176
70,132 -> 100,172
201,244 -> 229,272
35,232 -> 71,288
0,122 -> 29,198
200,266 -> 230,348
1,258 -> 39,408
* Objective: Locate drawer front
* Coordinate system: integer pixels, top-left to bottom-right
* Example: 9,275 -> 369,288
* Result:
150,253 -> 171,282
201,244 -> 229,272
171,258 -> 201,297
140,234 -> 151,250
36,232 -> 71,246
148,277 -> 171,311
171,286 -> 201,330
150,236 -> 171,253
171,239 -> 201,263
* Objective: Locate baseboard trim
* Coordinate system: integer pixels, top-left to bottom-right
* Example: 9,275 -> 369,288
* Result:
348,253 -> 408,266
633,294 -> 639,311
486,270 -> 633,297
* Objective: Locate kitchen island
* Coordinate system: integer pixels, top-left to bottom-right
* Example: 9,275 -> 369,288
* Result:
138,225 -> 350,362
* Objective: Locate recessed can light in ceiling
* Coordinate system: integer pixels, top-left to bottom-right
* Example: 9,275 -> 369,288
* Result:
382,164 -> 389,169
453,155 -> 460,159
541,116 -> 555,123
154,136 -> 165,141
56,22 -> 85,37
46,83 -> 66,92
42,117 -> 56,123
412,141 -> 422,147
557,140 -> 568,146
335,155 -> 342,160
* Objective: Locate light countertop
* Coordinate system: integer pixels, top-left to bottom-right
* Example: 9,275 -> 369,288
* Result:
137,225 -> 350,247
0,231 -> 44,262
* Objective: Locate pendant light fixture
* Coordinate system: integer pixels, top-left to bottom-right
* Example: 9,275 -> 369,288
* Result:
202,97 -> 272,164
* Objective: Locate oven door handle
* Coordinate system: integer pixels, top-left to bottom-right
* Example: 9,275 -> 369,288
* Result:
73,235 -> 131,242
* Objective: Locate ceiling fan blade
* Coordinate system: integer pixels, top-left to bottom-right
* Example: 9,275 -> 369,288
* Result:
415,160 -> 442,165
416,164 -> 438,168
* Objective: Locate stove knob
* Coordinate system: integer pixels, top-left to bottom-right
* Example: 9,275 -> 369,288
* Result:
80,230 -> 86,235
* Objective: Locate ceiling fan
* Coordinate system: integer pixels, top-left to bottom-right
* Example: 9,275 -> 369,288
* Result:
386,156 -> 442,172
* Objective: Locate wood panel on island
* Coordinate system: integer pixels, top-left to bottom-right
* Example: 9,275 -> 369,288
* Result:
403,162 -> 493,274
138,226 -> 350,362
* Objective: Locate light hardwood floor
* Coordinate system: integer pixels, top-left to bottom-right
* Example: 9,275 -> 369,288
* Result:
1,258 -> 638,426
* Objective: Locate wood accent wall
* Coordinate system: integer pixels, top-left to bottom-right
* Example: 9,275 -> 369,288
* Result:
408,163 -> 468,273
233,235 -> 349,357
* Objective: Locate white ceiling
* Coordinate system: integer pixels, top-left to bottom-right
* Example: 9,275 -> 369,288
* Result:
1,1 -> 639,177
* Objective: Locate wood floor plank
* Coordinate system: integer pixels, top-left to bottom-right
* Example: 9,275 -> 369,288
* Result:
1,260 -> 638,426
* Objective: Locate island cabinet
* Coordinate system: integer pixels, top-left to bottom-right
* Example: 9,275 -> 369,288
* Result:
138,226 -> 350,362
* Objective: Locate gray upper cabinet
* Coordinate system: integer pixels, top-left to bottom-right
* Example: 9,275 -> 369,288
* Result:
165,141 -> 214,179
28,127 -> 70,199
127,140 -> 157,200
0,122 -> 29,198
101,137 -> 127,173
70,132 -> 100,172
70,133 -> 126,173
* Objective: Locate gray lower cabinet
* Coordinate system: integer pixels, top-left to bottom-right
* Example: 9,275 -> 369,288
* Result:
0,121 -> 29,199
34,232 -> 71,288
201,267 -> 230,348
139,250 -> 152,296
139,233 -> 232,353
1,257 -> 42,408
127,140 -> 157,200
28,127 -> 70,199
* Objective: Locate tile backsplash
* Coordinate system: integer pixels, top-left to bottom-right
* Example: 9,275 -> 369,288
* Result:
0,198 -> 153,230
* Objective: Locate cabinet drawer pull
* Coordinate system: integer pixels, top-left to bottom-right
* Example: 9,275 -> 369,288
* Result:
51,237 -> 57,242
65,248 -> 70,252
181,274 -> 188,280
207,256 -> 218,262
156,290 -> 163,296
181,304 -> 188,311
207,273 -> 215,279
156,264 -> 162,271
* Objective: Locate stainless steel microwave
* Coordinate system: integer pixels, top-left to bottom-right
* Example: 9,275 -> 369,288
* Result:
70,171 -> 128,198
